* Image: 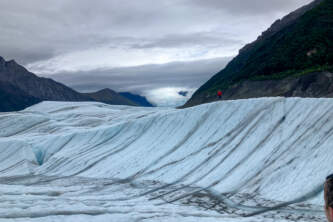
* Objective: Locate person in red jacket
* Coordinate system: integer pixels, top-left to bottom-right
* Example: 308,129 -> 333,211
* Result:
217,90 -> 222,99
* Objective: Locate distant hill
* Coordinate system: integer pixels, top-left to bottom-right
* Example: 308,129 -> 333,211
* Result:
119,92 -> 154,107
83,89 -> 138,106
184,0 -> 333,107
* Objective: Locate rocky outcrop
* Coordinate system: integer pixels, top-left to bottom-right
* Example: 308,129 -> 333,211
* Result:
184,71 -> 333,107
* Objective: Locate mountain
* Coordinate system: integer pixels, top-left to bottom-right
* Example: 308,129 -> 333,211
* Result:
0,98 -> 330,221
0,56 -> 91,102
119,92 -> 154,107
184,0 -> 333,107
83,88 -> 139,106
0,81 -> 41,112
0,57 -> 149,111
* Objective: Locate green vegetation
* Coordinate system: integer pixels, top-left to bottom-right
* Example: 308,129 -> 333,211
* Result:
206,65 -> 333,94
194,0 -> 333,96
250,65 -> 333,81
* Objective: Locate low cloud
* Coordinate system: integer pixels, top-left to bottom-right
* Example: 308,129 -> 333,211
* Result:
46,57 -> 232,106
144,87 -> 196,107
0,0 -> 313,68
49,57 -> 230,91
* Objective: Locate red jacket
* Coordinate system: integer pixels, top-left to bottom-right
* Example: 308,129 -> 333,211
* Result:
217,91 -> 222,96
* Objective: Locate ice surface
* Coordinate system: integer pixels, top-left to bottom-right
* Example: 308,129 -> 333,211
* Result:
0,98 -> 331,221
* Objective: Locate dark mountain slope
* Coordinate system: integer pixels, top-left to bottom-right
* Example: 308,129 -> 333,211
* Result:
0,57 -> 91,102
0,81 -> 41,112
184,0 -> 333,107
119,92 -> 154,107
0,57 -> 148,112
83,89 -> 138,106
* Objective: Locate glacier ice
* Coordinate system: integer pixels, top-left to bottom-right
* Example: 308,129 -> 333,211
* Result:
0,98 -> 331,221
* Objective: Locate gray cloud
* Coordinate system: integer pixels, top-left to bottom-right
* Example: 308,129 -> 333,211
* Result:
130,32 -> 243,49
189,0 -> 313,15
48,57 -> 232,93
0,0 -> 313,65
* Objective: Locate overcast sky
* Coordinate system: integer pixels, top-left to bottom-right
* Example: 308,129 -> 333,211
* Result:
0,0 -> 313,106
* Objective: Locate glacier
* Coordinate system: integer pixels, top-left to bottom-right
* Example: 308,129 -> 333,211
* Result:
0,97 -> 332,221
